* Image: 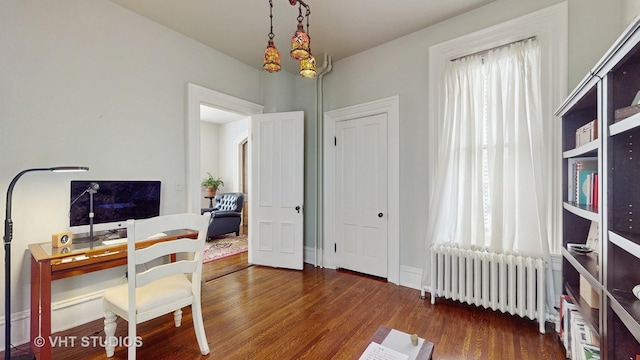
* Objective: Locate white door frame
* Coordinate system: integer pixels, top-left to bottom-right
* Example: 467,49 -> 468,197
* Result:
323,96 -> 400,285
186,83 -> 263,214
232,130 -> 249,195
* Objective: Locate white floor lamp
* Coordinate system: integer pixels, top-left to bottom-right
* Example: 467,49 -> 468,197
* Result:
3,166 -> 88,360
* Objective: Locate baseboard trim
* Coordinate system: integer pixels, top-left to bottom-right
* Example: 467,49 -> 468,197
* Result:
1,289 -> 106,352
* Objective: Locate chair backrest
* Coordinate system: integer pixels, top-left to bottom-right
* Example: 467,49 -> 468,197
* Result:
125,212 -> 211,315
214,193 -> 244,212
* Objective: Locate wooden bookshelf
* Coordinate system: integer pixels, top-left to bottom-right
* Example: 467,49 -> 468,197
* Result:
556,15 -> 640,359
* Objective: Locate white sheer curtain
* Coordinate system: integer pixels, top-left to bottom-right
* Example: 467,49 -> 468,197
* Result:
422,38 -> 551,287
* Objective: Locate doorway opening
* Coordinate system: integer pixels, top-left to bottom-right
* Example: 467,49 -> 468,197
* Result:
186,83 -> 264,267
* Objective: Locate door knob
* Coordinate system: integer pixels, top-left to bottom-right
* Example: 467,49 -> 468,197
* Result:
378,213 -> 383,218
296,206 -> 301,213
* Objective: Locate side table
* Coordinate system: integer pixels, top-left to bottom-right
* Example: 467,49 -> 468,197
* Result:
355,326 -> 434,360
204,196 -> 216,208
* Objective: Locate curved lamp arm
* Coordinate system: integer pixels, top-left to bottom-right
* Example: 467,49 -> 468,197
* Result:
4,166 -> 89,244
3,165 -> 87,360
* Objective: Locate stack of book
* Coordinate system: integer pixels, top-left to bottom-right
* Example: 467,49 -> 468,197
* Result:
559,295 -> 600,359
567,157 -> 598,207
575,119 -> 598,147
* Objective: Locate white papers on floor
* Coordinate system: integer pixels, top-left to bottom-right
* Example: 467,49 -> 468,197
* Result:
359,329 -> 426,360
359,342 -> 408,360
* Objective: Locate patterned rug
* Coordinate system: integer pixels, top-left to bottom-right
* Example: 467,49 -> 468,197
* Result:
203,233 -> 248,264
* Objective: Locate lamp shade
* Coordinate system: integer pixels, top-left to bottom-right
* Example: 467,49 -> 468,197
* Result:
290,23 -> 310,60
299,53 -> 316,78
263,39 -> 281,72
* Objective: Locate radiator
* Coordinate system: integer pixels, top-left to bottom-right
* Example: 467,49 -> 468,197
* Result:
428,244 -> 546,333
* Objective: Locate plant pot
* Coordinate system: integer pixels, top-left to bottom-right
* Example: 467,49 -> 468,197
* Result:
204,188 -> 217,197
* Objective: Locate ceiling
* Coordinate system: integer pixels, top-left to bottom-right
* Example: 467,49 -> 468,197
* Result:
110,0 -> 493,74
200,104 -> 247,124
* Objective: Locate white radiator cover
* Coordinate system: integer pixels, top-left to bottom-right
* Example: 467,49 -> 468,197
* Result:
428,244 -> 547,333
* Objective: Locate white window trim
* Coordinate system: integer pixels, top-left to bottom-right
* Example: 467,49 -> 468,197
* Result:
427,2 -> 568,253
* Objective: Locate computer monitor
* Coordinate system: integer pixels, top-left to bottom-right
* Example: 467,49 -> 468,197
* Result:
69,180 -> 161,235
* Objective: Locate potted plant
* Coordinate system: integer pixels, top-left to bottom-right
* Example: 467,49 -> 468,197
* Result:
201,173 -> 224,197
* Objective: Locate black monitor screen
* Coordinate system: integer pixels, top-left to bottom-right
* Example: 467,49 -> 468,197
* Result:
69,180 -> 161,229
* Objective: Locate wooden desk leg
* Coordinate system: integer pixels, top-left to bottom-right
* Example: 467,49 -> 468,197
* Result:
40,260 -> 52,360
30,256 -> 40,357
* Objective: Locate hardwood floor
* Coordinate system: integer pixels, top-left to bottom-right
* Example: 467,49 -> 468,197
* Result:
16,253 -> 566,359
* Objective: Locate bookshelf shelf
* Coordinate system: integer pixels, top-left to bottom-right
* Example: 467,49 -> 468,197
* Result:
565,282 -> 600,334
609,290 -> 640,344
563,202 -> 599,222
563,140 -> 599,158
561,247 -> 600,289
556,15 -> 640,359
609,231 -> 640,259
610,111 -> 640,136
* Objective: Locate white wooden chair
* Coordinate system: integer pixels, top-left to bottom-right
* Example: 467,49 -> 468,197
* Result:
102,212 -> 211,359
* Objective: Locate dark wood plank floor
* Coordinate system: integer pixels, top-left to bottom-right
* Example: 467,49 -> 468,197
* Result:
14,252 -> 566,359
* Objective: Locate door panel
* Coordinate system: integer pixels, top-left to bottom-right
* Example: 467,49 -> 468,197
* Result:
250,111 -> 304,270
336,114 -> 388,277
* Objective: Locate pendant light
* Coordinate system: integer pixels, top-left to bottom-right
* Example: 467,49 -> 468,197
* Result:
290,2 -> 310,60
299,52 -> 316,78
263,0 -> 281,72
263,0 -> 314,76
298,3 -> 315,78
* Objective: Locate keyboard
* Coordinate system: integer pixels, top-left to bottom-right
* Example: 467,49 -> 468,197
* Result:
101,233 -> 166,246
102,238 -> 128,246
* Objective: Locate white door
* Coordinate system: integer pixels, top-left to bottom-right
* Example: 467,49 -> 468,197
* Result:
335,114 -> 388,277
249,111 -> 304,270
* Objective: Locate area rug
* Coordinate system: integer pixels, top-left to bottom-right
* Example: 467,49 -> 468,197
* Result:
203,233 -> 248,263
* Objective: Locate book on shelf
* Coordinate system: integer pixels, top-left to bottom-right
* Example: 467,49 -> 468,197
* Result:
559,295 -> 572,341
577,170 -> 597,206
615,104 -> 640,121
592,173 -> 598,208
581,344 -> 601,360
568,158 -> 597,204
570,312 -> 600,360
614,91 -> 640,122
561,297 -> 578,354
559,294 -> 600,359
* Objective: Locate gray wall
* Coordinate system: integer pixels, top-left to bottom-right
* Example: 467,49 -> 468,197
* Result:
320,0 -> 627,271
0,0 -> 636,344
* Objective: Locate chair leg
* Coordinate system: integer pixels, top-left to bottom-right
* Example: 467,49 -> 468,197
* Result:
128,320 -> 137,360
191,303 -> 210,355
174,308 -> 183,327
104,310 -> 117,358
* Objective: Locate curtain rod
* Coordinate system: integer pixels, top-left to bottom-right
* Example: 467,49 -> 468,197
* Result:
450,35 -> 537,62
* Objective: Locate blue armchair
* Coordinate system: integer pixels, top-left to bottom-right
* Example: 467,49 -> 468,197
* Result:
201,192 -> 244,239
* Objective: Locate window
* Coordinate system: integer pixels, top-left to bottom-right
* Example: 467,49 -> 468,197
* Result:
427,3 -> 567,254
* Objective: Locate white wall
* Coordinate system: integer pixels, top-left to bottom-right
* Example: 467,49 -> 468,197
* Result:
200,121 -> 221,206
625,0 -> 640,25
321,0 -> 628,276
218,119 -> 249,192
0,0 -> 269,347
199,119 -> 249,208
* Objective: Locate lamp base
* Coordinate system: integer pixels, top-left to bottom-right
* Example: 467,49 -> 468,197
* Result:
9,355 -> 35,360
5,352 -> 35,360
